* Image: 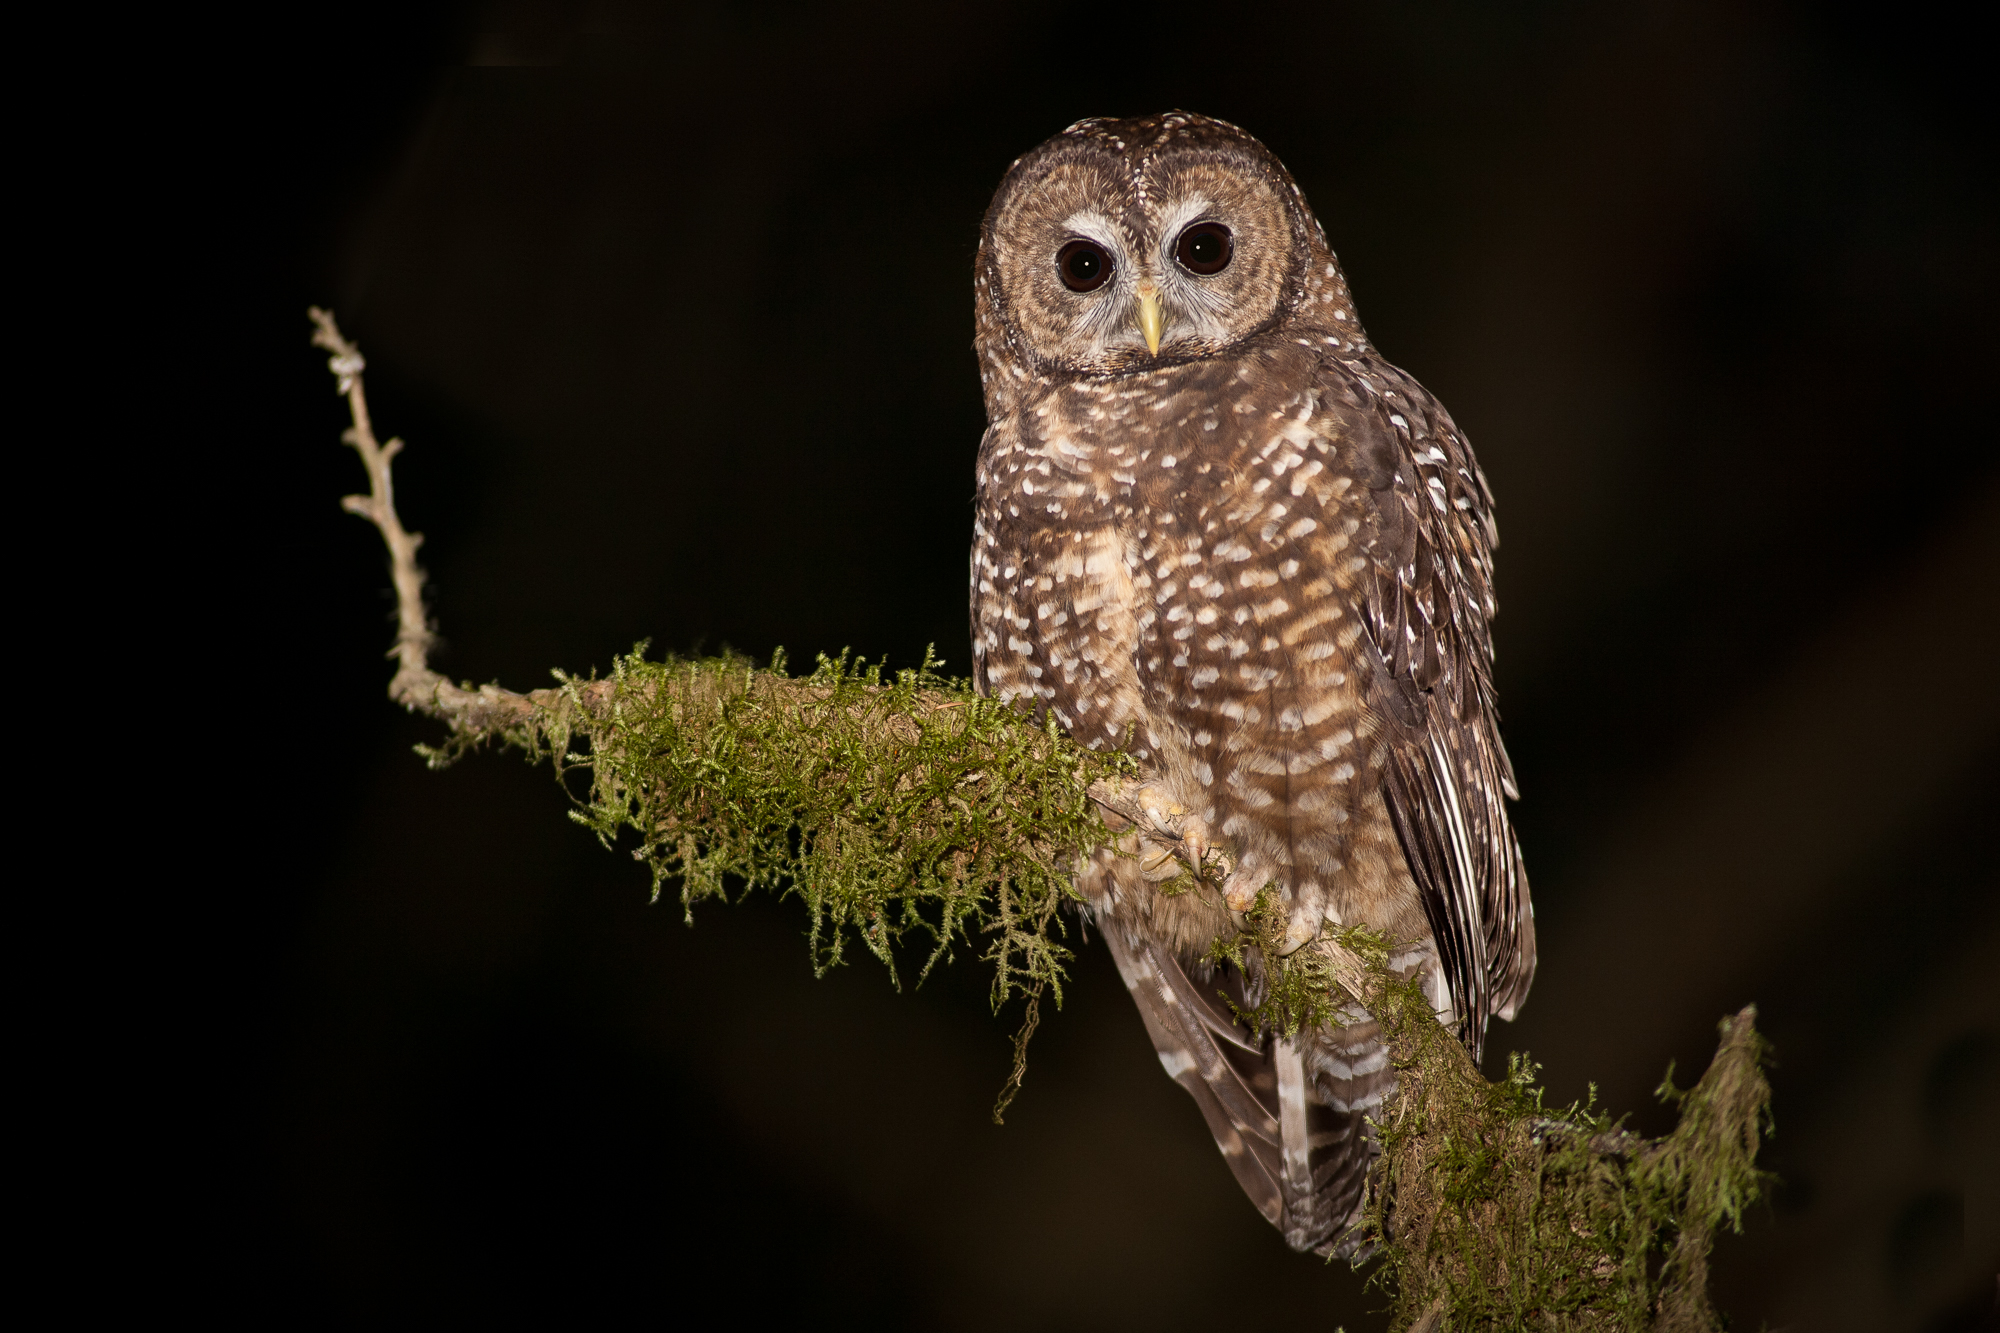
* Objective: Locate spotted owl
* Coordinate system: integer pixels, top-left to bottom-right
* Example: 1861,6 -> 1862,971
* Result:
969,112 -> 1536,1256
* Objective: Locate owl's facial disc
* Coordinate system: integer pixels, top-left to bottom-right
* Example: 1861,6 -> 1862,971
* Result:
1035,204 -> 1238,363
984,146 -> 1301,376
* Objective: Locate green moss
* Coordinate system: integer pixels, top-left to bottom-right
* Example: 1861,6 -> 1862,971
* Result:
432,645 -> 1132,1119
1361,984 -> 1773,1331
1198,886 -> 1362,1037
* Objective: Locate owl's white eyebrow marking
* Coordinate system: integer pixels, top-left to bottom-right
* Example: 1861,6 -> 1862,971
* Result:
1152,192 -> 1218,247
1058,209 -> 1120,246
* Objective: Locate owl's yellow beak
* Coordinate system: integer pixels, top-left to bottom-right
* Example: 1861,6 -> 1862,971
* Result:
1134,281 -> 1164,356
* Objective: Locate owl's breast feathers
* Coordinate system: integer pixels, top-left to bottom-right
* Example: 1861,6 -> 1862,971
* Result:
970,337 -> 1534,1050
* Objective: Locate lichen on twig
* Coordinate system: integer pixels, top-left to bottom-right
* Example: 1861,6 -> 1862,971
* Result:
313,308 -> 1772,1329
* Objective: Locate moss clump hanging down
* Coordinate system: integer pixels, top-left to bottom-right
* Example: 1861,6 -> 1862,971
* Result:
424,645 -> 1134,1118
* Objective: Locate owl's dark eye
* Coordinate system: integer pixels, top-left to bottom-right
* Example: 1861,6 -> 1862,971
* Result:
1056,239 -> 1113,292
1175,222 -> 1233,275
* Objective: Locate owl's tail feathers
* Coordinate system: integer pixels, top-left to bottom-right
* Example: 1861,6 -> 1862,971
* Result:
1296,1020 -> 1399,1258
1103,924 -> 1385,1259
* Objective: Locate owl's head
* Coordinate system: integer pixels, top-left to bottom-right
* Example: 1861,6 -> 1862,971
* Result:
975,112 -> 1361,401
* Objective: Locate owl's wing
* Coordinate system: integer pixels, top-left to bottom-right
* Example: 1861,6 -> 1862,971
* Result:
1324,359 -> 1537,1060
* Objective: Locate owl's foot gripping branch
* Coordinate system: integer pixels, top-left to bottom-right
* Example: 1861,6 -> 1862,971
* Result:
314,310 -> 1772,1333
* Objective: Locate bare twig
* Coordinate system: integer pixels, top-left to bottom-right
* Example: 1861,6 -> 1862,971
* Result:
311,307 -> 615,736
310,309 -> 431,698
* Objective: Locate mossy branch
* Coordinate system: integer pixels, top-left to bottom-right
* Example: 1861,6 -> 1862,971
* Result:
314,309 -> 1772,1330
309,305 -> 1157,1118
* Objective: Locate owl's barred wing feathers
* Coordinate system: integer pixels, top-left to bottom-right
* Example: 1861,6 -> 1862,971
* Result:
1333,360 -> 1537,1055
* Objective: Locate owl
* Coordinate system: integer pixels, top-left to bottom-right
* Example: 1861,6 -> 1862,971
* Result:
969,113 -> 1536,1257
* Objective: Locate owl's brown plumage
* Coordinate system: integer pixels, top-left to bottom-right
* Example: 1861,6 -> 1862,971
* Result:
969,113 -> 1535,1256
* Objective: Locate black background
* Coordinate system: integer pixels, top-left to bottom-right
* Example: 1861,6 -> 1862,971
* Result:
183,2 -> 1996,1326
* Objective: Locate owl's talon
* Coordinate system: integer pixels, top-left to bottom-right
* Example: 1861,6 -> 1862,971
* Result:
1276,917 -> 1320,957
1221,864 -> 1264,913
1117,782 -> 1225,887
1136,839 -> 1182,881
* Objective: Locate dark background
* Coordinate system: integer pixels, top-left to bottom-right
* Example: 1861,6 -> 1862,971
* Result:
192,1 -> 1995,1326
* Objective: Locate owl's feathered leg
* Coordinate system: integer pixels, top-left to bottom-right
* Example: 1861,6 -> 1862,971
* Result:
1217,859 -> 1335,957
1094,778 -> 1336,958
